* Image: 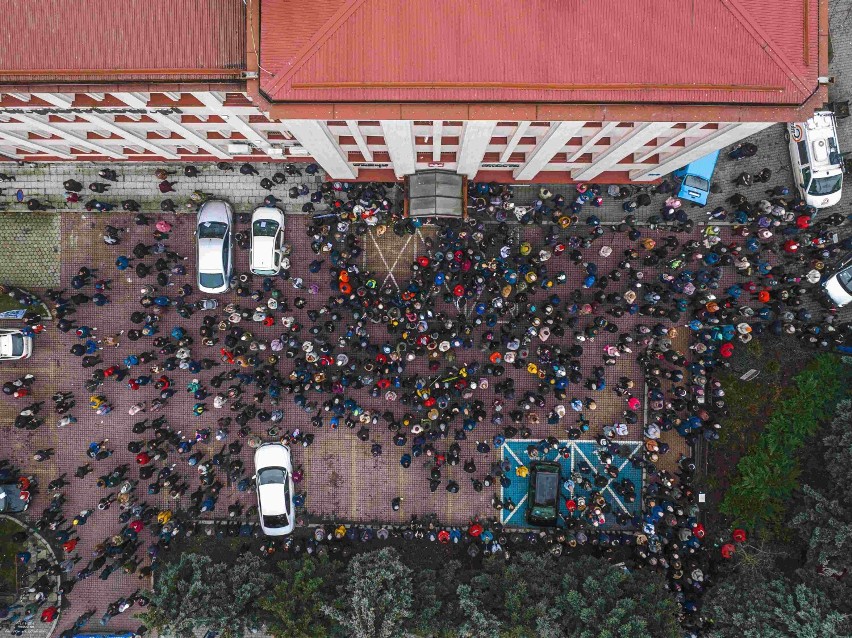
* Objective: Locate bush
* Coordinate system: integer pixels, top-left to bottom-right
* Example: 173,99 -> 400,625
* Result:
721,354 -> 851,531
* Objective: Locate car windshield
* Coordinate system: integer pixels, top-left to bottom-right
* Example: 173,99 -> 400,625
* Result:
534,471 -> 559,506
10,335 -> 24,357
683,175 -> 709,191
199,272 -> 225,289
837,267 -> 852,293
253,220 -> 279,238
808,174 -> 842,196
263,513 -> 289,528
198,221 -> 228,239
258,467 -> 287,485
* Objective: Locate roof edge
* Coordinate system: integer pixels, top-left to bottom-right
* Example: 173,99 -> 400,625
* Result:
262,91 -> 828,123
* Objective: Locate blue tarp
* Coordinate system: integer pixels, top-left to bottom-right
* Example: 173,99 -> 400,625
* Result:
500,440 -> 643,529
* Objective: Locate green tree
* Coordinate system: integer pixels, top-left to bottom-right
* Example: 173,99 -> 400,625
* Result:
456,584 -> 501,638
704,573 -> 851,638
139,552 -> 273,638
532,556 -> 680,638
260,555 -> 343,638
322,548 -> 413,638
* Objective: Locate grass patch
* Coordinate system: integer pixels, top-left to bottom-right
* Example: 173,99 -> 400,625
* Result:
720,354 -> 852,533
0,519 -> 22,599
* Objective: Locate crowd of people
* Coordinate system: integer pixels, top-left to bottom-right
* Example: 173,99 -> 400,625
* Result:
2,151 -> 851,635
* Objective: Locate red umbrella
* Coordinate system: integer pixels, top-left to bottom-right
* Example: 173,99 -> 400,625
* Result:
468,523 -> 483,537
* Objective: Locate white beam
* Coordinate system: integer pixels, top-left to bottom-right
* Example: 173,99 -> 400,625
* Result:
566,122 -> 618,162
0,130 -> 74,159
432,121 -> 443,162
572,122 -> 674,181
455,121 -> 497,178
345,120 -> 372,162
194,92 -> 274,157
634,122 -> 708,163
631,122 -> 774,181
85,93 -> 104,101
500,121 -> 531,163
35,93 -> 180,159
513,121 -> 585,180
8,93 -> 30,102
283,120 -> 357,179
11,114 -> 125,158
380,120 -> 416,178
114,92 -> 229,159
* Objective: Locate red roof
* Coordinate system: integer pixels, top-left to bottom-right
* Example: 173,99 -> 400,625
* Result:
259,0 -> 820,106
0,0 -> 246,84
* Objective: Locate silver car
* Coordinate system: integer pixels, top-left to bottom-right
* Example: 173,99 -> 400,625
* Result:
196,200 -> 234,294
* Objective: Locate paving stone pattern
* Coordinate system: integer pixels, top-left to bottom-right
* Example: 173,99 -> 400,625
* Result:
0,213 -> 61,288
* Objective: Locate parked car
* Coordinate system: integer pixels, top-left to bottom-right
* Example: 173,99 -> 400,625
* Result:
254,443 -> 295,536
786,111 -> 843,209
674,150 -> 719,206
526,461 -> 561,526
822,253 -> 852,308
0,328 -> 32,360
196,200 -> 233,294
250,206 -> 286,276
0,483 -> 29,512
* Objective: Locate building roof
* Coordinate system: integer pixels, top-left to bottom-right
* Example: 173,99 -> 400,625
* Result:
0,0 -> 246,84
258,0 -> 821,107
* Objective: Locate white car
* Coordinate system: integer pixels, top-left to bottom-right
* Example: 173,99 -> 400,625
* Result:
822,254 -> 852,308
786,111 -> 844,209
0,328 -> 32,360
196,200 -> 234,294
254,443 -> 295,536
250,206 -> 286,276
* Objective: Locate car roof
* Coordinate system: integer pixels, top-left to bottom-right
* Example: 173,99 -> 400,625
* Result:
258,483 -> 288,515
251,236 -> 277,269
197,240 -> 225,273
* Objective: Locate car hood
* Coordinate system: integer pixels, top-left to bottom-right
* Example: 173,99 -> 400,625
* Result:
254,443 -> 291,470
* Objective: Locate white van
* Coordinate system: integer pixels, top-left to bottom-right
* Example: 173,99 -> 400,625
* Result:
786,111 -> 843,209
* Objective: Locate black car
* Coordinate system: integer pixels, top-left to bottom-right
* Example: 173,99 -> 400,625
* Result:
526,461 -> 561,526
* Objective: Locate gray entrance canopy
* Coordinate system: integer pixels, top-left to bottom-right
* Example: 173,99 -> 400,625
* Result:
406,170 -> 466,218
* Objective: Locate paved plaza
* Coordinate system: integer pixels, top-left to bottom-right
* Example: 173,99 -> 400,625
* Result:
0,123 -> 850,635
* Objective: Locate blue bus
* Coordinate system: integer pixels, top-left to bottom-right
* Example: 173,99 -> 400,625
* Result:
674,150 -> 720,206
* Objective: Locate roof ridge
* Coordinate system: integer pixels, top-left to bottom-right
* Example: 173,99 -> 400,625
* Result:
719,0 -> 811,98
265,0 -> 369,98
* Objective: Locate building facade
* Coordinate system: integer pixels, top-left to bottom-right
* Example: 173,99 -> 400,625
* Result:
0,0 -> 829,184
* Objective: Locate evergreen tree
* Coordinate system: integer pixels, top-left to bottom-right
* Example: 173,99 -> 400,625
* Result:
532,556 -> 680,638
139,552 -> 272,638
322,548 -> 413,638
456,584 -> 501,638
704,572 -> 851,638
260,555 -> 343,638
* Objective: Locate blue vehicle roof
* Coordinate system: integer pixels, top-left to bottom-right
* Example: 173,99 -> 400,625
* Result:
674,150 -> 720,179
